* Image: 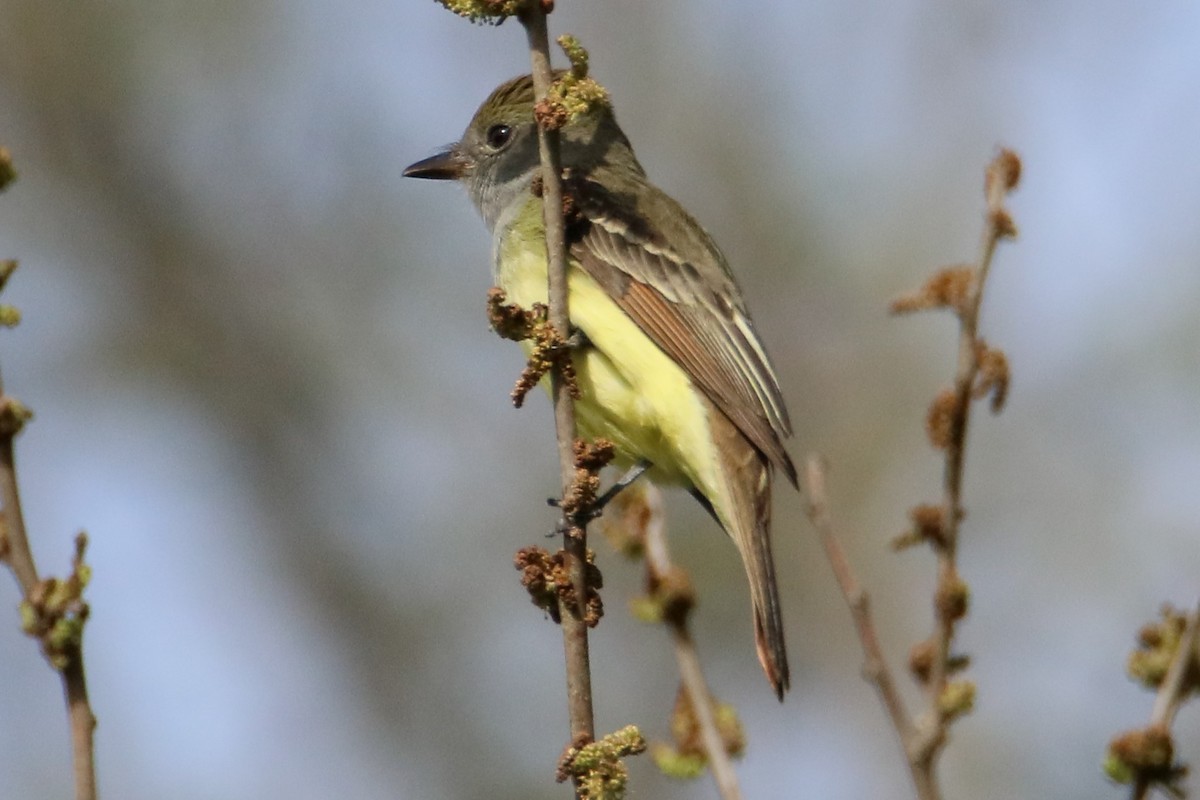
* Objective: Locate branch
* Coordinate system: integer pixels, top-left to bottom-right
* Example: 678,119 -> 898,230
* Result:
627,483 -> 743,800
434,2 -> 609,791
1106,602 -> 1200,799
802,456 -> 936,800
0,382 -> 38,594
897,150 -> 1020,772
1146,603 -> 1200,730
1133,603 -> 1200,800
0,149 -> 97,800
806,149 -> 1020,799
4,381 -> 100,800
922,149 -> 1018,714
517,0 -> 596,765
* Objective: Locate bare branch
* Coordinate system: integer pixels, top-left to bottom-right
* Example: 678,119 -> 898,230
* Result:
803,456 -> 937,800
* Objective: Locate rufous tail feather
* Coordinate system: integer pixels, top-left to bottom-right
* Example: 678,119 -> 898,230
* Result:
704,399 -> 790,700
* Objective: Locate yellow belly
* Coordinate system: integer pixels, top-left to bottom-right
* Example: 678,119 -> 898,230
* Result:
497,238 -> 722,498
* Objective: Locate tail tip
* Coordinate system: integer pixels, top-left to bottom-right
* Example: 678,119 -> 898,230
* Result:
755,630 -> 791,701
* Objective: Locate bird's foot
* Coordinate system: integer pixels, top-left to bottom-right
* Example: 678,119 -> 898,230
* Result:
546,459 -> 652,533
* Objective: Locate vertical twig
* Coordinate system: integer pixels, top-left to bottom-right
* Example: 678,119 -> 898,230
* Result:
0,370 -> 98,800
62,656 -> 98,800
0,391 -> 37,593
635,484 -> 743,800
0,149 -> 97,800
909,151 -> 1019,776
925,156 -> 1010,689
517,2 -> 596,757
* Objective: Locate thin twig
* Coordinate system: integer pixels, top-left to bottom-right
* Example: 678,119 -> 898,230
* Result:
803,455 -> 936,800
811,150 -> 1020,799
1147,603 -> 1199,729
913,151 -> 1019,772
1131,602 -> 1200,800
639,484 -> 743,800
62,654 -> 98,800
0,364 -> 98,800
517,0 -> 596,761
0,381 -> 37,596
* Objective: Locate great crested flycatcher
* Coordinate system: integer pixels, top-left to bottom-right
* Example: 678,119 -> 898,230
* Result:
405,74 -> 797,698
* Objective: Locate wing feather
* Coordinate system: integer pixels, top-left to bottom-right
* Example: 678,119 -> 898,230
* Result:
569,180 -> 797,486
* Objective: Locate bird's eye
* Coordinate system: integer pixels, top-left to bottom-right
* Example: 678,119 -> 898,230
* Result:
485,124 -> 513,150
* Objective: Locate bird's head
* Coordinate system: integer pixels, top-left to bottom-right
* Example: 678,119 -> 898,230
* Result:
404,73 -> 637,230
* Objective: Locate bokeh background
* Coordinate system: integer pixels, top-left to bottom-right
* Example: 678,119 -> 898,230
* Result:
1,1 -> 1198,798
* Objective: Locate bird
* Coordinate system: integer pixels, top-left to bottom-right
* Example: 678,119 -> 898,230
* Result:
404,73 -> 797,698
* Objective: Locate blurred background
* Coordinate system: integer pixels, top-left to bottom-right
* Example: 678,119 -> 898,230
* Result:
0,1 -> 1198,798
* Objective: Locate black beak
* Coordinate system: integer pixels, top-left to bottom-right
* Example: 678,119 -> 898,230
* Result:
403,146 -> 467,180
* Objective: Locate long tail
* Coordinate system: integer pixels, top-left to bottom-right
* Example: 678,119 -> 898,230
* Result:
702,400 -> 790,700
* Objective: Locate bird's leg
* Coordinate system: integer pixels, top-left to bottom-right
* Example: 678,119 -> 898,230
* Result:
590,459 -> 652,515
548,459 -> 653,527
